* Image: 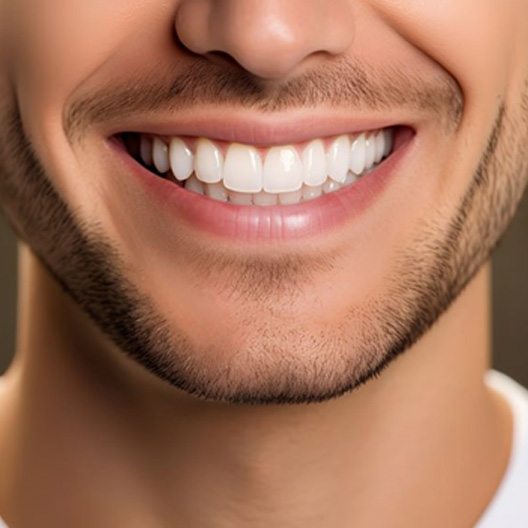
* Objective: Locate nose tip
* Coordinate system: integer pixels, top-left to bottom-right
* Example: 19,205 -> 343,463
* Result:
175,0 -> 354,80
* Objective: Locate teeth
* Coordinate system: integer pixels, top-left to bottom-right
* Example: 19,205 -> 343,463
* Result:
153,137 -> 170,174
143,127 -> 396,205
184,175 -> 205,195
349,133 -> 367,175
278,189 -> 303,205
195,138 -> 223,184
302,139 -> 327,187
253,190 -> 278,206
344,171 -> 358,186
223,143 -> 263,193
169,138 -> 194,181
302,184 -> 323,201
184,176 -> 362,206
323,179 -> 341,194
375,130 -> 385,164
326,134 -> 350,183
140,136 -> 153,166
205,181 -> 228,202
364,134 -> 377,170
263,146 -> 303,193
228,191 -> 253,205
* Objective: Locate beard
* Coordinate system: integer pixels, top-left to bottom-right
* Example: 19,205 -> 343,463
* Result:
1,66 -> 527,405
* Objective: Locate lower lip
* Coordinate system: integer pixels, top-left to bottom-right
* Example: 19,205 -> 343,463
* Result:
113,130 -> 414,243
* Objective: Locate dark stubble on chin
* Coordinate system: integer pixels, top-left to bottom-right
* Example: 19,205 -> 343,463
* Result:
0,58 -> 527,405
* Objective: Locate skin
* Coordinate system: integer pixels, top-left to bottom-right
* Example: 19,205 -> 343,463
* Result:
0,0 -> 526,526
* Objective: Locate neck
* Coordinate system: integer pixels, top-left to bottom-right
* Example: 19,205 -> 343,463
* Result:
0,244 -> 512,527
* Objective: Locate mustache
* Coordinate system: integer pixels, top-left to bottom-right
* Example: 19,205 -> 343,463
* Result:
64,55 -> 463,142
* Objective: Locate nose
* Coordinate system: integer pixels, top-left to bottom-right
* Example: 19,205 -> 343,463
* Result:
174,0 -> 355,80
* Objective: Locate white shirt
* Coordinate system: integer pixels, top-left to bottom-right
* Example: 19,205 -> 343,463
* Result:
0,369 -> 526,527
476,370 -> 528,527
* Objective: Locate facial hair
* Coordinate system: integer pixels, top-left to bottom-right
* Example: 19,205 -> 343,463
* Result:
0,63 -> 527,405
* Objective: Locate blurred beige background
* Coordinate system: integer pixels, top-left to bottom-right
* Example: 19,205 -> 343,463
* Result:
1,194 -> 527,384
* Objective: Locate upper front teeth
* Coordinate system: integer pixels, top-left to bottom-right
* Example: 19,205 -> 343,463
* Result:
143,128 -> 394,194
263,146 -> 303,193
224,143 -> 263,192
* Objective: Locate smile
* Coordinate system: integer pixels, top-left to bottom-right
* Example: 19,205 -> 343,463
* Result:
113,121 -> 415,242
124,128 -> 394,206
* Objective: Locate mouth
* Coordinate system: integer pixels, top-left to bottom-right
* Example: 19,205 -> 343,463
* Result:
111,122 -> 415,242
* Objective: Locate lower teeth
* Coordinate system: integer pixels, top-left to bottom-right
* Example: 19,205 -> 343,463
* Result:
177,170 -> 362,206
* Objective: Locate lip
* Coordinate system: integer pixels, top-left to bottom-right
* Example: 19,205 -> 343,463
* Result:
110,126 -> 415,243
109,109 -> 413,147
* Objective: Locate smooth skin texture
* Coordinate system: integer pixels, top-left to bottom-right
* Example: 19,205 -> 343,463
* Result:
0,0 -> 526,526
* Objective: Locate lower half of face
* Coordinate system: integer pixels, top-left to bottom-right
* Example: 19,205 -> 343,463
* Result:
1,0 -> 528,404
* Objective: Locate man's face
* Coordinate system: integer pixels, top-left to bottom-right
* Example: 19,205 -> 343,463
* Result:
0,1 -> 527,404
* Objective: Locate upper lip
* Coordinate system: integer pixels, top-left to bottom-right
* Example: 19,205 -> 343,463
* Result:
109,108 -> 415,146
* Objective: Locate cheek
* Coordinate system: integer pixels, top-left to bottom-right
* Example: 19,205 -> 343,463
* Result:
14,2 -> 137,93
371,0 -> 521,128
9,0 -> 178,236
371,0 -> 525,204
372,0 -> 518,98
11,0 -> 178,103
